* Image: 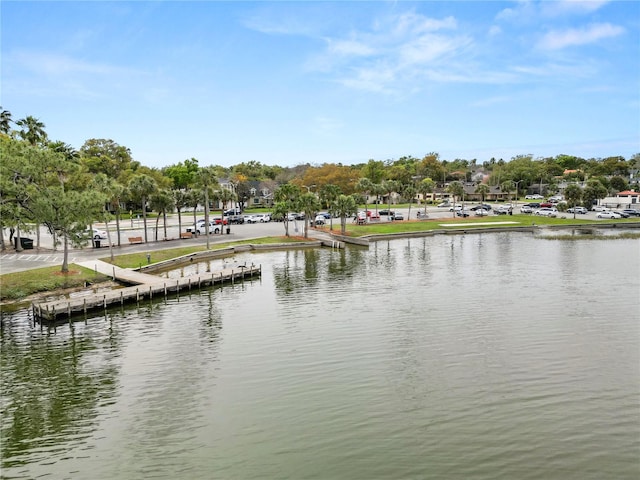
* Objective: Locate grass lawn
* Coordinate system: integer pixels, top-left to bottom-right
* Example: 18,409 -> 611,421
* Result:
0,265 -> 110,302
101,236 -> 314,268
325,213 -> 640,237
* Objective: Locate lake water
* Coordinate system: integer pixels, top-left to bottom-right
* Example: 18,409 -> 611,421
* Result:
1,231 -> 639,479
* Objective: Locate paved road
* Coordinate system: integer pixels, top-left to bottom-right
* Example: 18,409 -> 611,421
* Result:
1,218 -> 289,274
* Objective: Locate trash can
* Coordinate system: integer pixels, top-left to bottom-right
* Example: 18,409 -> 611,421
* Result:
94,239 -> 101,248
226,227 -> 231,235
15,237 -> 34,249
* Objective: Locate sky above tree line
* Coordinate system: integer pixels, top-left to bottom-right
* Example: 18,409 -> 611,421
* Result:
2,1 -> 638,168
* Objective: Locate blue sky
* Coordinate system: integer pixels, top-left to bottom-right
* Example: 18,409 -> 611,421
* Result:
2,1 -> 639,168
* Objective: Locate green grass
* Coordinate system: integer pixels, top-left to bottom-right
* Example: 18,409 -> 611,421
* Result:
104,236 -> 313,268
0,265 -> 110,302
330,213 -> 640,237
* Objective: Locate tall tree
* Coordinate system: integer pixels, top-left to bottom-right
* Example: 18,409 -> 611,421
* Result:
319,184 -> 342,231
149,189 -> 174,241
195,166 -> 218,249
128,174 -> 157,243
274,183 -> 301,237
403,183 -> 416,220
333,194 -> 357,235
447,181 -> 464,218
0,107 -> 13,134
355,178 -> 373,220
475,183 -> 490,204
381,179 -> 399,218
563,183 -> 583,219
417,178 -> 435,215
15,116 -> 47,146
299,192 -> 321,238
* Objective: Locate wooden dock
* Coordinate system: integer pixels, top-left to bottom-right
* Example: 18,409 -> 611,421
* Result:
33,259 -> 261,322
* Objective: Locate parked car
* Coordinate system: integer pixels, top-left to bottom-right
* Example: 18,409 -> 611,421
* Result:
89,228 -> 108,239
317,211 -> 332,219
211,217 -> 228,225
614,211 -> 630,218
437,202 -> 451,208
525,194 -> 544,200
475,208 -> 490,216
597,211 -> 621,219
450,205 -> 464,212
527,202 -> 541,209
252,213 -> 272,223
520,205 -> 533,214
226,214 -> 244,224
567,207 -> 588,214
456,210 -> 470,217
313,215 -> 326,225
592,205 -> 609,212
495,205 -> 513,215
379,209 -> 395,216
470,204 -> 492,211
224,208 -> 242,216
540,202 -> 553,208
534,208 -> 557,217
190,222 -> 221,234
621,209 -> 640,217
391,212 -> 404,220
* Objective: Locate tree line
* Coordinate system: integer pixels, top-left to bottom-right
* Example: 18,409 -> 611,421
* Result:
2,107 -> 638,269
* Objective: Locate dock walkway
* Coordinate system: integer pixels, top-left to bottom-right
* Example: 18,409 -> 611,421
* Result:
33,259 -> 261,322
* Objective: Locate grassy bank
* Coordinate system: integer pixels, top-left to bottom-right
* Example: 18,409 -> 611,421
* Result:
327,214 -> 640,237
1,265 -> 110,302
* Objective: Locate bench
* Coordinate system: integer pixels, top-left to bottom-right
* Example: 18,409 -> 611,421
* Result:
128,236 -> 143,244
180,232 -> 193,239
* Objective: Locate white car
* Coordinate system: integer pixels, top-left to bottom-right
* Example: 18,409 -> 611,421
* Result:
189,221 -> 221,234
449,205 -> 464,212
592,205 -> 609,212
597,211 -> 622,219
252,213 -> 271,223
89,228 -> 108,239
534,208 -> 557,217
475,208 -> 490,216
313,215 -> 326,225
525,194 -> 544,200
520,205 -> 533,214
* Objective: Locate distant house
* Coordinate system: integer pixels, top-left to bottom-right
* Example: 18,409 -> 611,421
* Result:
601,190 -> 639,208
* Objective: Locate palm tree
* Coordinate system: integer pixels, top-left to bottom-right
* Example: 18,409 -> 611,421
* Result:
319,184 -> 342,231
403,183 -> 416,220
500,181 -> 513,206
381,179 -> 399,219
16,115 -> 47,146
173,189 -> 191,237
196,166 -> 218,249
447,181 -> 464,218
564,183 -> 583,219
355,178 -> 373,219
475,183 -> 490,205
417,178 -> 435,216
92,173 -> 122,259
299,192 -> 321,238
333,194 -> 357,235
0,107 -> 13,134
150,189 -> 174,241
274,183 -> 301,237
128,174 -> 157,243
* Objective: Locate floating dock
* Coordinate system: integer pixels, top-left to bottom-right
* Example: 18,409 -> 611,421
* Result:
32,259 -> 261,322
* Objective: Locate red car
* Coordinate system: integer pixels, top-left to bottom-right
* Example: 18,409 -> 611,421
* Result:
212,217 -> 228,225
539,202 -> 553,208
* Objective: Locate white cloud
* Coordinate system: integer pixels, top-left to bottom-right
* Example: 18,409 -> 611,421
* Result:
537,22 -> 625,49
488,25 -> 502,36
327,38 -> 376,57
541,0 -> 611,16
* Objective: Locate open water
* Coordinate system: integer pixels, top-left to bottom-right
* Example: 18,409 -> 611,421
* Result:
1,231 -> 639,479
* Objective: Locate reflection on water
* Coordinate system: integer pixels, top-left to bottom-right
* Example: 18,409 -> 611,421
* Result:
1,233 -> 639,479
